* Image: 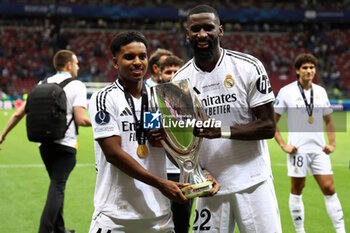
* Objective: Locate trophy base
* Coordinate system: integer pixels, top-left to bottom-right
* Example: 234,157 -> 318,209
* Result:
181,181 -> 214,199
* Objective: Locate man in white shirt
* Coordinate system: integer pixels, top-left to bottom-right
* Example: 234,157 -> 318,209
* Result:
172,5 -> 281,233
0,49 -> 91,233
274,53 -> 346,233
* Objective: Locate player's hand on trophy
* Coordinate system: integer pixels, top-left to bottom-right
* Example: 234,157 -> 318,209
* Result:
203,172 -> 220,196
193,126 -> 221,139
158,179 -> 189,203
147,129 -> 163,147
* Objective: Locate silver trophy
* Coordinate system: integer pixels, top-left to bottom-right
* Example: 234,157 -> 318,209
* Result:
150,79 -> 214,198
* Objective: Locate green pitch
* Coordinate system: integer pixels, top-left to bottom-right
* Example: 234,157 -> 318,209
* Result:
0,109 -> 349,232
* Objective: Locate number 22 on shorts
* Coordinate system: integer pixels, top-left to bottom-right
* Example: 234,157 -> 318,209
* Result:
193,208 -> 211,232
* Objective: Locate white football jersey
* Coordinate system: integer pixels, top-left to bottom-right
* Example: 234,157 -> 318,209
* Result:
89,81 -> 171,220
274,81 -> 333,153
172,48 -> 274,194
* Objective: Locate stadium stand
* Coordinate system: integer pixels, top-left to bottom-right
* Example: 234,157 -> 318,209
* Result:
1,0 -> 350,9
1,1 -> 350,98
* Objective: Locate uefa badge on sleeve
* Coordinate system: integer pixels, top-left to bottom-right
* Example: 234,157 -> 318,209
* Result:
144,111 -> 161,129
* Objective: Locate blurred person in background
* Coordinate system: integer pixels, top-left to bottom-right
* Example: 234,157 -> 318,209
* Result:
145,48 -> 173,87
0,50 -> 91,233
274,53 -> 346,233
159,55 -> 184,83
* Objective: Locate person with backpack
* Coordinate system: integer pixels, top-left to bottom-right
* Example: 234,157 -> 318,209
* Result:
0,49 -> 91,233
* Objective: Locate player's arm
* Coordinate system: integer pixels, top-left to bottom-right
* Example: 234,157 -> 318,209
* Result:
97,135 -> 188,203
0,103 -> 26,147
274,113 -> 298,154
195,101 -> 276,140
242,101 -> 276,139
73,82 -> 91,127
73,106 -> 91,126
323,114 -> 335,154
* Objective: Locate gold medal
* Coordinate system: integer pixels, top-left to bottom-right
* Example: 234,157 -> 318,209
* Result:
308,116 -> 314,124
137,144 -> 149,158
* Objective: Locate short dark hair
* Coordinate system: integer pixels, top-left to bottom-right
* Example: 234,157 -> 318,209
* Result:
110,31 -> 148,56
148,48 -> 173,75
188,4 -> 220,23
160,55 -> 184,72
294,53 -> 318,69
53,50 -> 74,71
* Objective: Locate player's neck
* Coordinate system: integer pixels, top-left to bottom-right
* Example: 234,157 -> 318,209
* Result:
121,79 -> 143,98
299,79 -> 312,90
195,49 -> 221,72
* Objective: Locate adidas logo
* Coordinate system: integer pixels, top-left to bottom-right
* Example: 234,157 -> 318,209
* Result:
294,216 -> 302,221
120,107 -> 132,116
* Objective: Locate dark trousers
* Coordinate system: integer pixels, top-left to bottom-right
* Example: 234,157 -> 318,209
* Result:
167,173 -> 193,233
38,142 -> 76,233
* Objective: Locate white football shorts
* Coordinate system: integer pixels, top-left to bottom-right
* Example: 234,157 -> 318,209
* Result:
287,152 -> 333,177
88,212 -> 174,233
192,178 -> 282,233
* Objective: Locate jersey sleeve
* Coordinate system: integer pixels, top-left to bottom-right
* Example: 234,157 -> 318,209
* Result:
89,91 -> 120,140
71,80 -> 88,108
274,87 -> 287,115
247,58 -> 275,108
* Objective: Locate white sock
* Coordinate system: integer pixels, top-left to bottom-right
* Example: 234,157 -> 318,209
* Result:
289,193 -> 305,233
324,193 -> 346,233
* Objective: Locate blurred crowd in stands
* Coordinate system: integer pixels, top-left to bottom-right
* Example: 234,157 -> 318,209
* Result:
1,1 -> 350,99
2,0 -> 350,10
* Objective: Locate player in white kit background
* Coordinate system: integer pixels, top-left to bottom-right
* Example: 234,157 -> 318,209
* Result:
172,4 -> 282,233
274,53 -> 346,233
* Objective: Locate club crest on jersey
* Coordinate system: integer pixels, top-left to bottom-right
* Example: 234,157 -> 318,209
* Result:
95,110 -> 110,125
224,75 -> 234,88
256,75 -> 272,94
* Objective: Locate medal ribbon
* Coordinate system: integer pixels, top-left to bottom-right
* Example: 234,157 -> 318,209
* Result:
297,81 -> 313,117
118,79 -> 148,145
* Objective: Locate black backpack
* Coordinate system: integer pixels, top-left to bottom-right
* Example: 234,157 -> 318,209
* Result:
25,78 -> 75,142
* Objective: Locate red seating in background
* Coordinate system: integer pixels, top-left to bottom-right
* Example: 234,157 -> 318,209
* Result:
1,27 -> 349,97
